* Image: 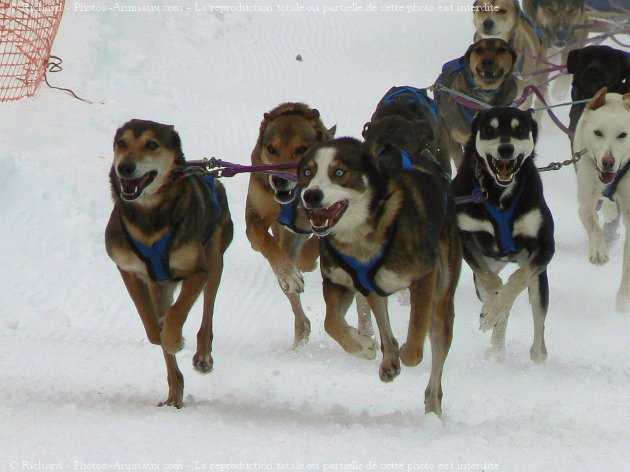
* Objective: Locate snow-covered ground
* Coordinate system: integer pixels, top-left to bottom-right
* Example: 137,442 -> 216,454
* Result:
0,1 -> 628,470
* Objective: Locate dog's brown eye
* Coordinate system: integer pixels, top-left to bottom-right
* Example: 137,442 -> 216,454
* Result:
497,8 -> 506,14
266,145 -> 277,155
618,132 -> 627,139
116,139 -> 127,149
295,146 -> 308,156
594,130 -> 603,137
146,140 -> 159,150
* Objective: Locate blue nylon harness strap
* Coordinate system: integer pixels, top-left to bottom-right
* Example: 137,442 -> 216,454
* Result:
277,189 -> 311,234
325,225 -> 397,297
124,174 -> 221,282
127,229 -> 177,282
603,160 -> 630,201
473,177 -> 526,256
383,86 -> 439,121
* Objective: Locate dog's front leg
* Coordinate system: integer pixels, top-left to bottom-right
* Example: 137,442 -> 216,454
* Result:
246,214 -> 304,293
616,208 -> 630,313
578,188 -> 609,265
461,236 -> 503,302
480,265 -> 532,332
323,279 -> 377,360
160,349 -> 184,408
118,269 -> 162,345
367,293 -> 400,382
161,272 -> 207,354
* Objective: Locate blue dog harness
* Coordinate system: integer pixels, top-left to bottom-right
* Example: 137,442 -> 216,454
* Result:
124,174 -> 221,282
325,225 -> 397,297
382,86 -> 439,121
472,177 -> 526,256
603,161 -> 630,201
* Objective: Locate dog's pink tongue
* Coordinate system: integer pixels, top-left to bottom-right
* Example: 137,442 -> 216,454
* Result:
310,202 -> 345,228
497,160 -> 513,182
600,172 -> 616,184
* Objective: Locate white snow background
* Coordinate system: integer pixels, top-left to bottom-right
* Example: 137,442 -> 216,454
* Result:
0,1 -> 628,470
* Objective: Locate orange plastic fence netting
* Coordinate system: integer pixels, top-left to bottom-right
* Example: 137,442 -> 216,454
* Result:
0,0 -> 65,102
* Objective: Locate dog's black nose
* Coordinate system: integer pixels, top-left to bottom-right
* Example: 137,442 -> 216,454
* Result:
117,161 -> 136,178
303,188 -> 324,208
602,155 -> 615,171
482,58 -> 495,68
556,29 -> 568,42
483,19 -> 494,31
497,144 -> 515,159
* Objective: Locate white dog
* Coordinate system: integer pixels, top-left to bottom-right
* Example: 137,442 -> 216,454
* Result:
574,88 -> 630,312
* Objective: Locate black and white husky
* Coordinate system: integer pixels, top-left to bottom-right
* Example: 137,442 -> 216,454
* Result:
451,107 -> 555,362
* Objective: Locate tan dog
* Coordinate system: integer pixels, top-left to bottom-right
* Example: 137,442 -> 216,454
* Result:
473,0 -> 547,108
435,38 -> 518,167
105,119 -> 233,408
246,103 -> 370,349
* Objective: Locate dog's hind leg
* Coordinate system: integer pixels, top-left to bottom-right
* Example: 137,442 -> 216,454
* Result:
367,294 -> 400,382
159,349 -> 184,408
399,271 -> 437,368
356,295 -> 374,338
528,270 -> 549,362
323,280 -> 377,360
194,251 -> 224,373
286,292 -> 311,349
425,285 -> 455,416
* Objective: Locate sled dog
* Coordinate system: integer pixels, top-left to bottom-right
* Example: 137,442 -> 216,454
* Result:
298,137 -> 461,415
451,107 -> 554,362
105,119 -> 233,407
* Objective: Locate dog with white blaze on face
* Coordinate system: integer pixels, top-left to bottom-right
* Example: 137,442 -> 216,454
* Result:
451,107 -> 554,362
298,137 -> 462,415
573,88 -> 630,313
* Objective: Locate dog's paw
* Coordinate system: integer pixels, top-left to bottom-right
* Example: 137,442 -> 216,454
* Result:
160,329 -> 185,355
399,342 -> 423,367
348,329 -> 378,360
193,352 -> 214,373
530,344 -> 547,364
158,396 -> 183,409
379,356 -> 401,382
479,297 -> 509,332
589,242 -> 609,265
273,261 -> 304,293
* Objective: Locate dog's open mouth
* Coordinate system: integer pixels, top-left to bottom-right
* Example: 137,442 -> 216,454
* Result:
476,67 -> 504,84
599,171 -> 616,184
274,188 -> 297,205
307,201 -> 348,237
119,171 -> 157,201
487,155 -> 524,186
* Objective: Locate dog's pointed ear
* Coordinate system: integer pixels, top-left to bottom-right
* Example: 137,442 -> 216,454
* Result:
307,108 -> 321,120
566,48 -> 581,74
327,124 -> 337,139
361,122 -> 371,139
527,108 -> 539,142
588,87 -> 608,111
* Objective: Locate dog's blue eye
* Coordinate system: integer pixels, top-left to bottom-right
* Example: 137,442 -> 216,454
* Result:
594,130 -> 603,137
303,169 -> 312,177
334,169 -> 346,177
618,132 -> 627,139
